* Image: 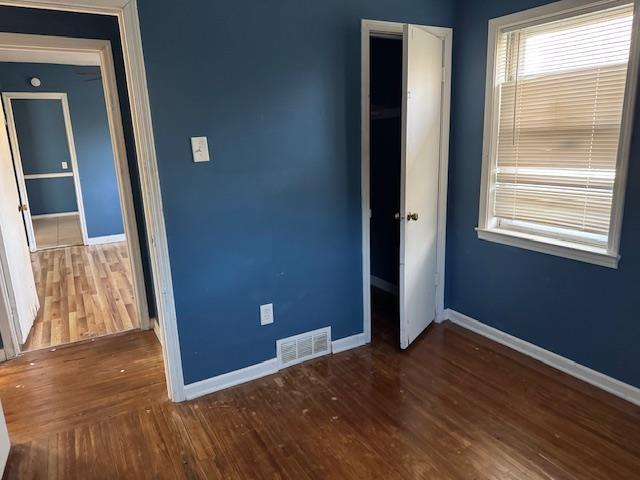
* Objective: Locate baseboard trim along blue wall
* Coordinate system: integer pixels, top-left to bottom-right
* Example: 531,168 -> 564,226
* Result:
443,310 -> 640,407
447,0 -> 640,389
184,332 -> 368,400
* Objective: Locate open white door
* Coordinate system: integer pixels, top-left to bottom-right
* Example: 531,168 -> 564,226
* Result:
0,101 -> 39,345
399,25 -> 443,349
1,96 -> 36,253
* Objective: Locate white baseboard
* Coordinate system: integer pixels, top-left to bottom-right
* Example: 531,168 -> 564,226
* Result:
184,358 -> 278,400
0,350 -> 5,362
87,233 -> 126,245
444,309 -> 640,407
332,332 -> 367,354
183,330 -> 370,401
31,211 -> 78,219
371,275 -> 398,295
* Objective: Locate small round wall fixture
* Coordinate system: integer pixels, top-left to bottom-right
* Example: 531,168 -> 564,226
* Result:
30,77 -> 41,87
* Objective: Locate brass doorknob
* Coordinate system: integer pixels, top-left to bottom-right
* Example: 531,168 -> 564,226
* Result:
394,212 -> 401,220
407,212 -> 419,221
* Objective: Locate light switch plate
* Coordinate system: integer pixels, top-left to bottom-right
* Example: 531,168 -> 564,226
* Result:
191,136 -> 210,162
260,303 -> 274,326
61,161 -> 68,169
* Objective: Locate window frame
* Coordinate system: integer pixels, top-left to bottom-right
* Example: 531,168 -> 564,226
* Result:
477,0 -> 640,268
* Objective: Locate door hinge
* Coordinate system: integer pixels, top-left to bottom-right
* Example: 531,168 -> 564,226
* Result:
434,273 -> 440,286
441,67 -> 446,82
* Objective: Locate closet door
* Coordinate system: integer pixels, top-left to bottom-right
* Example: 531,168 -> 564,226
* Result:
399,25 -> 442,349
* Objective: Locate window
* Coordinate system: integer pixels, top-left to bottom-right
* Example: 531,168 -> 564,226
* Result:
478,0 -> 637,268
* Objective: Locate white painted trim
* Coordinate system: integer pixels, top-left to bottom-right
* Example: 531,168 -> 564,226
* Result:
477,228 -> 620,268
86,233 -> 125,245
361,20 -> 374,346
444,309 -> 640,407
118,0 -> 186,401
361,20 -> 452,339
185,330 -> 369,401
2,91 -> 90,249
477,0 -> 639,267
0,2 -> 186,402
31,211 -> 78,219
370,275 -> 398,295
184,358 -> 278,401
61,92 -> 89,246
24,172 -> 73,179
331,332 -> 367,354
0,349 -> 5,362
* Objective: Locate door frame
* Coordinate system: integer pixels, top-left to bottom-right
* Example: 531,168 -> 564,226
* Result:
0,36 -> 150,349
361,19 -> 452,343
0,1 -> 186,402
2,91 -> 90,251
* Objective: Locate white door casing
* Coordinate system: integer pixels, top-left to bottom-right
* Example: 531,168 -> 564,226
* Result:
399,25 -> 443,349
3,93 -> 91,252
0,102 -> 39,344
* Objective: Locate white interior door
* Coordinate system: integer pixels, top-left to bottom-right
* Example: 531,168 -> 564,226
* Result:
0,101 -> 39,344
1,96 -> 36,252
399,25 -> 443,349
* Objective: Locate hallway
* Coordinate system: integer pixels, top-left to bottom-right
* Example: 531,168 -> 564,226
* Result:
23,242 -> 138,351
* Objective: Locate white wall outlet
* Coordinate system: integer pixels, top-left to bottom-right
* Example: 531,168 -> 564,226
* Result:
191,136 -> 210,162
260,303 -> 274,326
61,161 -> 68,169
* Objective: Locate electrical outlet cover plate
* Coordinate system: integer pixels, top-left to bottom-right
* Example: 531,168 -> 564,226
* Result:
260,303 -> 274,325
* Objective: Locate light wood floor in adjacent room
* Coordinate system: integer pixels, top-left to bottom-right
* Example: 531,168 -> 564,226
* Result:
22,242 -> 138,351
32,215 -> 83,250
2,290 -> 639,479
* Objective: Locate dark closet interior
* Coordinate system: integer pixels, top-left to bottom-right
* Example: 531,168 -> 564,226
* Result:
369,36 -> 402,345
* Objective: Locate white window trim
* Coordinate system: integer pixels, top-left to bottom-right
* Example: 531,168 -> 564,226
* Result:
477,0 -> 640,269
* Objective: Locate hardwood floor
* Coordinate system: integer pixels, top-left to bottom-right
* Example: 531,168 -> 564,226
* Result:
23,242 -> 138,351
0,331 -> 165,443
2,293 -> 639,479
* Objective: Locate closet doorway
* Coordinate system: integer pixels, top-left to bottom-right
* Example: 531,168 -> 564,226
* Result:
361,20 -> 452,349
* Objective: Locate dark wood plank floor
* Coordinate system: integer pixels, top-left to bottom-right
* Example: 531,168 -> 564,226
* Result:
1,290 -> 639,479
0,330 -> 165,444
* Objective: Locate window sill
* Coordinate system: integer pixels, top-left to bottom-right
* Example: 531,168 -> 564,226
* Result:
476,227 -> 620,269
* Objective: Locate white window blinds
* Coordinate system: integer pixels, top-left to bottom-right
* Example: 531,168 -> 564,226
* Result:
492,4 -> 633,247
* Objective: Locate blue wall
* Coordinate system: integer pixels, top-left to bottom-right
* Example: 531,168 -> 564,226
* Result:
26,178 -> 77,215
12,99 -> 72,173
12,98 -> 77,215
447,0 -> 640,388
0,63 -> 123,236
137,0 -> 454,384
0,5 -> 155,317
